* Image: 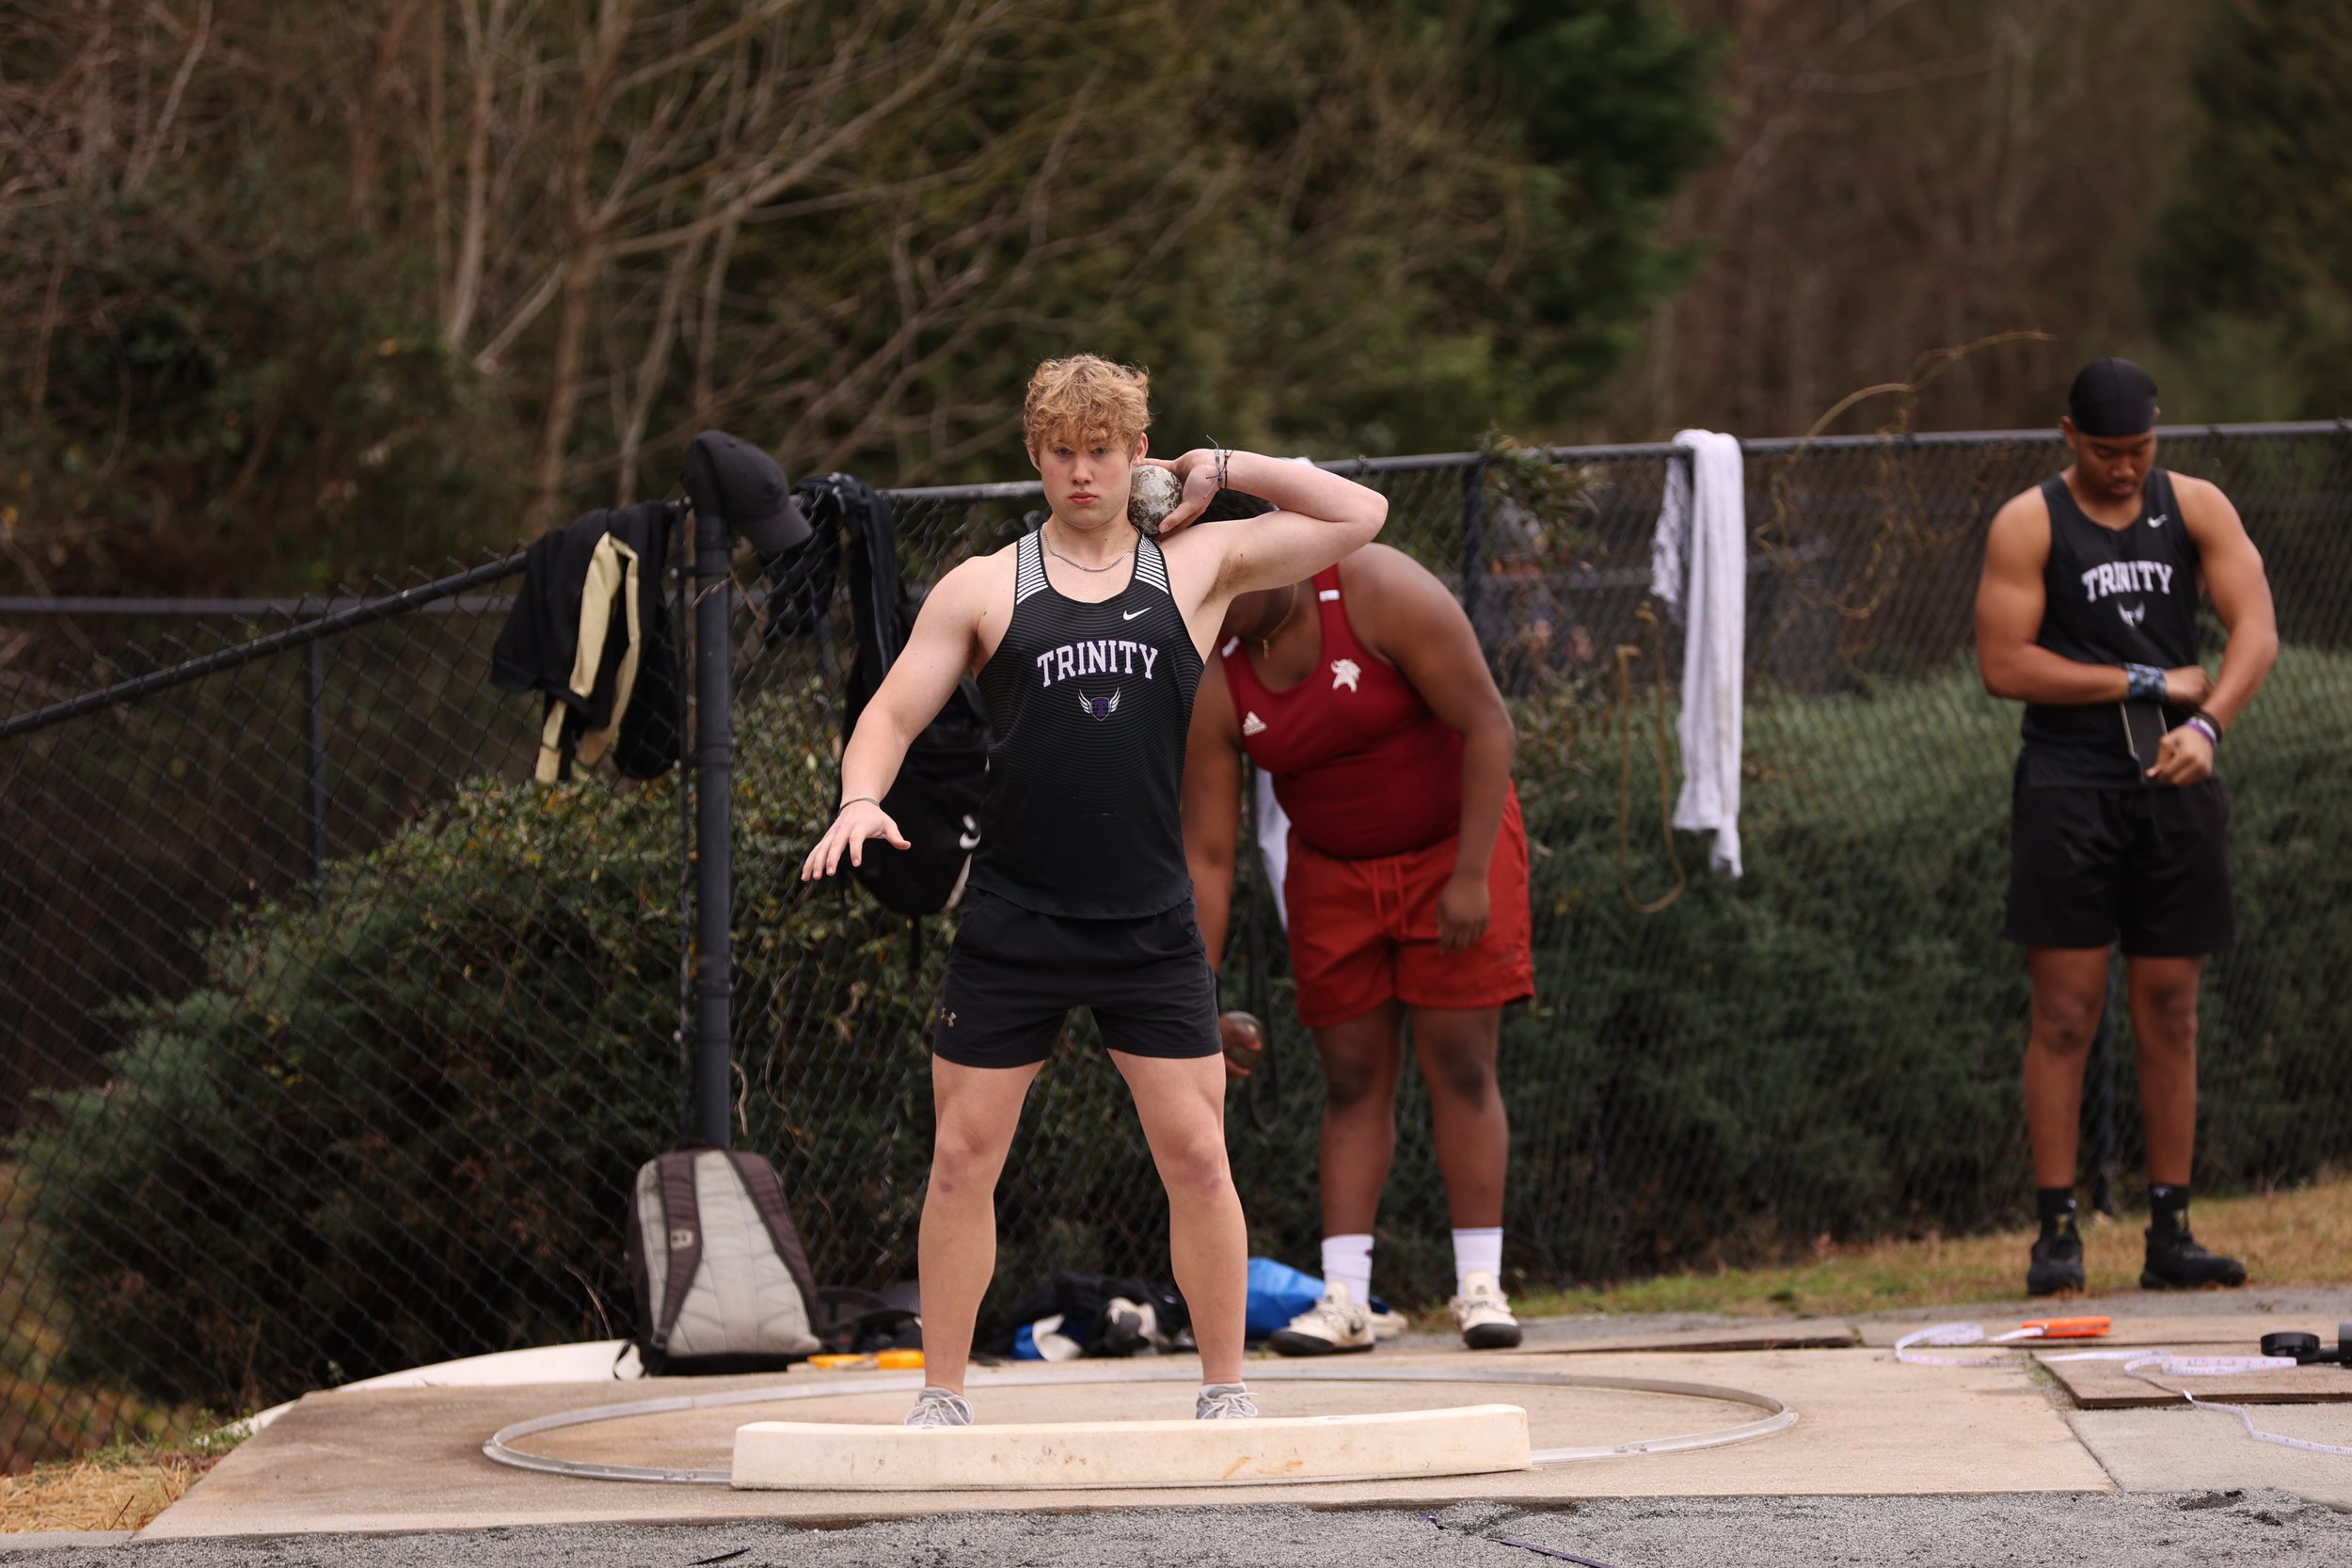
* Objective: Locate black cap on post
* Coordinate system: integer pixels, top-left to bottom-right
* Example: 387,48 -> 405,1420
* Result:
683,430 -> 810,555
2067,358 -> 2159,438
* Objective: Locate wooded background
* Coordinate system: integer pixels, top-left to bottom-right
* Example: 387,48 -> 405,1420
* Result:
1,0 -> 2342,595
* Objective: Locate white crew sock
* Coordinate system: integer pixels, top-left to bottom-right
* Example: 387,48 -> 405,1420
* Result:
1320,1233 -> 1374,1307
1453,1227 -> 1503,1292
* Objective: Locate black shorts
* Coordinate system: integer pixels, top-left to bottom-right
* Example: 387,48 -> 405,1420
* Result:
2004,778 -> 2233,956
931,888 -> 1220,1069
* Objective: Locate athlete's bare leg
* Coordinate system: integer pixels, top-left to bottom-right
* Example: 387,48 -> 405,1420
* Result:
916,1055 -> 1045,1395
1406,1005 -> 1507,1229
2023,945 -> 2110,1189
1308,1000 -> 1407,1235
2125,954 -> 2204,1188
1113,1050 -> 1248,1386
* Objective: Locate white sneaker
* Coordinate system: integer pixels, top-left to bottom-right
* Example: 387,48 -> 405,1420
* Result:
903,1386 -> 974,1428
1266,1283 -> 1376,1356
1450,1271 -> 1522,1350
1366,1301 -> 1410,1341
1195,1383 -> 1258,1419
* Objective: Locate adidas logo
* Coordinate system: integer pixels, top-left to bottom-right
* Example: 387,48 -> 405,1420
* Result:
1242,711 -> 1267,736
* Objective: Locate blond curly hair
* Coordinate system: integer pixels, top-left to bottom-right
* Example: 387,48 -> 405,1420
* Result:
1024,354 -> 1151,452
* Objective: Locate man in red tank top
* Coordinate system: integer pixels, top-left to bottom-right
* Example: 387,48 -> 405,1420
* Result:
1182,541 -> 1533,1354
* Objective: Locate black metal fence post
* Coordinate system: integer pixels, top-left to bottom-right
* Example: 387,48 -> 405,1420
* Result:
691,501 -> 735,1149
1460,455 -> 1488,628
2088,951 -> 2121,1216
304,638 -> 326,901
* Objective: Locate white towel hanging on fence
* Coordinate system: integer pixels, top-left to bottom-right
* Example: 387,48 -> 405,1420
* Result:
1649,430 -> 1745,877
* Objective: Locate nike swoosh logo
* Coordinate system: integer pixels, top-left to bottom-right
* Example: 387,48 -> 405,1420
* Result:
1121,607 -> 1149,621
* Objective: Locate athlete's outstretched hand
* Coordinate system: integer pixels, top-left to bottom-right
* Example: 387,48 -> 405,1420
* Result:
2146,724 -> 2216,787
802,800 -> 910,881
1140,450 -> 1219,538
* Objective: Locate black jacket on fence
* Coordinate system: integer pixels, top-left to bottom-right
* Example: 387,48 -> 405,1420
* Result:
491,501 -> 681,782
764,474 -> 991,918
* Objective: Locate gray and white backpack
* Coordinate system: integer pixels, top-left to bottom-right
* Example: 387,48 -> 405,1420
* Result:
626,1148 -> 825,1374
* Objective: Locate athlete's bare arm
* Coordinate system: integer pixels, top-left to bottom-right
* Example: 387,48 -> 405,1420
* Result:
1152,450 -> 1386,651
801,550 -> 1013,879
1179,657 -> 1246,970
1975,489 -> 2213,709
2145,475 -> 2276,784
1346,546 -> 1515,954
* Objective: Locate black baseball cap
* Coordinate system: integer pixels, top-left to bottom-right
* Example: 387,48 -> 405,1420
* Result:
2067,357 -> 2159,438
682,430 -> 810,555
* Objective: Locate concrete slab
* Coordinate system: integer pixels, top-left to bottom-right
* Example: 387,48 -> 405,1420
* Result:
2038,1353 -> 2352,1410
140,1345 -> 2108,1539
2069,1405 -> 2352,1509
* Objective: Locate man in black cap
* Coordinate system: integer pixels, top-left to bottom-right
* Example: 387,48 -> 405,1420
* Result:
1975,357 -> 2277,1293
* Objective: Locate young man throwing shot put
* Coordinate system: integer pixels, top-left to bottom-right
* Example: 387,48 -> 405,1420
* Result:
1976,357 -> 2276,1295
803,356 -> 1387,1424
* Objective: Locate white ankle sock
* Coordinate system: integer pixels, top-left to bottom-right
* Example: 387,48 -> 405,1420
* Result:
1320,1233 -> 1374,1306
1453,1227 -> 1503,1291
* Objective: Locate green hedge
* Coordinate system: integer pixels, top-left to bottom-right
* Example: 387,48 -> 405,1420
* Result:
17,655 -> 2352,1412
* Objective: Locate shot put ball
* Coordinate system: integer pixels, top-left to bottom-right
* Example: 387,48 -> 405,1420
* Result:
1219,1009 -> 1267,1071
1128,465 -> 1182,536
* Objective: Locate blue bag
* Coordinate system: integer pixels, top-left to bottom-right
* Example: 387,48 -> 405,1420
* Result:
1245,1257 -> 1325,1338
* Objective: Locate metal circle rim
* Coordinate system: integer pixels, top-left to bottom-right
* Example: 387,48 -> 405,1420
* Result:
482,1362 -> 1797,1485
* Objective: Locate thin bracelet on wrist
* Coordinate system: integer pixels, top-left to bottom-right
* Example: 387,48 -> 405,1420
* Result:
838,795 -> 879,815
2184,713 -> 2221,748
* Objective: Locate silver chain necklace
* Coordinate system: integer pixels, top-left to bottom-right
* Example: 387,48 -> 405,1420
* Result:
1041,523 -> 1127,573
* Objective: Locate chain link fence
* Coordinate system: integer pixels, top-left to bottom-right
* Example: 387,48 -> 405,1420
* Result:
5,424 -> 2349,1471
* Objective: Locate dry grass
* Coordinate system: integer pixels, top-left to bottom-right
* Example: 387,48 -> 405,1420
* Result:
1512,1173 -> 2352,1323
0,1446 -> 218,1534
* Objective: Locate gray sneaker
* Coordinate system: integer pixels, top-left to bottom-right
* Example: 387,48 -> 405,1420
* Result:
903,1386 -> 974,1428
1196,1382 -> 1258,1419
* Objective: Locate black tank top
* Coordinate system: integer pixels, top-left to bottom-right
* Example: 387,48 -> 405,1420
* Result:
2019,468 -> 2202,786
966,531 -> 1204,917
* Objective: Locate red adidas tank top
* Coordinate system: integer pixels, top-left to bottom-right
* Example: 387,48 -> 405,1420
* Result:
1220,564 -> 1463,859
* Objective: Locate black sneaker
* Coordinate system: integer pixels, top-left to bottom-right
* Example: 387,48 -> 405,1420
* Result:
2026,1224 -> 2085,1295
2140,1226 -> 2248,1290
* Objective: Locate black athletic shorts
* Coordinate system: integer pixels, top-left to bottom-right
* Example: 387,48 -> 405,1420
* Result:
931,887 -> 1220,1069
2004,777 -> 2233,956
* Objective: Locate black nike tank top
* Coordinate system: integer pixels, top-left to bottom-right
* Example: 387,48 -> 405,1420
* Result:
966,531 -> 1204,917
2019,467 -> 2203,786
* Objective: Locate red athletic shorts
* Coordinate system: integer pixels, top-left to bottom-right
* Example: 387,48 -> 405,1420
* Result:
1280,785 -> 1535,1029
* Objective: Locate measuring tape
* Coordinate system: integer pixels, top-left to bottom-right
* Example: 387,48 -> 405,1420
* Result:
1896,1320 -> 2352,1458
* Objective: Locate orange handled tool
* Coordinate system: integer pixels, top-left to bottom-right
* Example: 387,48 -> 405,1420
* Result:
806,1349 -> 927,1370
2018,1317 -> 2111,1339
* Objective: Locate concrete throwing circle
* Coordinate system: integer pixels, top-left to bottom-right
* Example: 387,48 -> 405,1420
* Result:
482,1364 -> 1796,1486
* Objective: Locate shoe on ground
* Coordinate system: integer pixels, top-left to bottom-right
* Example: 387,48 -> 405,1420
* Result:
2026,1223 -> 2086,1296
903,1386 -> 974,1428
1450,1270 -> 1522,1350
1267,1283 -> 1376,1356
2140,1225 -> 2248,1290
1196,1383 -> 1258,1419
1366,1300 -> 1410,1341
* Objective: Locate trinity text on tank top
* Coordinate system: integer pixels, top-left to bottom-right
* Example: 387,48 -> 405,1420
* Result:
967,531 -> 1203,917
1220,564 -> 1463,859
2020,467 -> 2205,788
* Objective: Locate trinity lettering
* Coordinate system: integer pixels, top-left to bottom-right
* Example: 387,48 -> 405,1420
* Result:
2080,560 -> 2173,603
1035,638 -> 1160,688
